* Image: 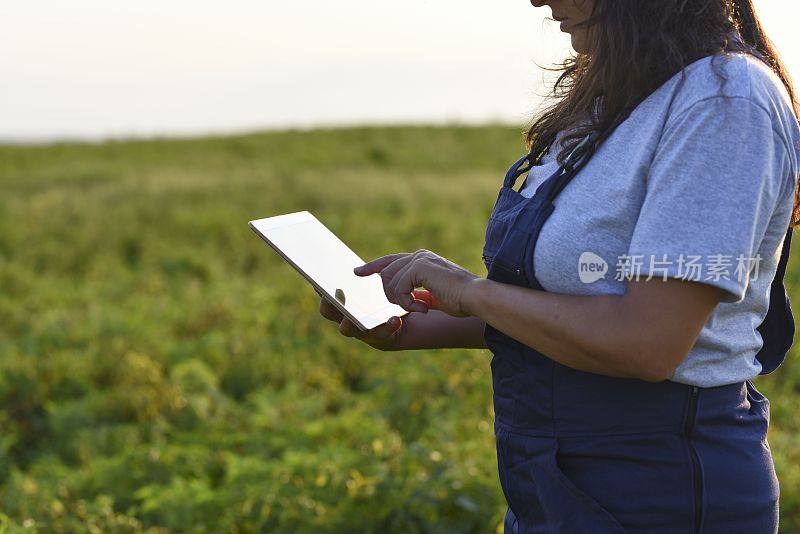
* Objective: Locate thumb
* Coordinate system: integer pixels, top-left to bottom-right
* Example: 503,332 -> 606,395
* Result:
412,289 -> 443,310
370,315 -> 403,338
386,315 -> 403,333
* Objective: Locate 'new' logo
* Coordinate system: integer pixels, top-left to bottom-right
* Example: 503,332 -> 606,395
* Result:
578,252 -> 608,284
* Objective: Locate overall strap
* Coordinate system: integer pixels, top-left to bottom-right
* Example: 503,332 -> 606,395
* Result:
503,154 -> 534,189
534,114 -> 626,203
548,131 -> 603,201
774,231 -> 792,295
756,229 -> 795,374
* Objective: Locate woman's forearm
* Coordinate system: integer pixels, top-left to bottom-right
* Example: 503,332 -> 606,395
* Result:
395,310 -> 487,351
463,279 -> 631,377
461,278 -> 720,381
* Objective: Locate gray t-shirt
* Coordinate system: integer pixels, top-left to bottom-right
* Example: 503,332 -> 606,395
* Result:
519,52 -> 800,387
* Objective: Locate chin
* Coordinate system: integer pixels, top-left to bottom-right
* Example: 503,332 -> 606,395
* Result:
570,35 -> 588,54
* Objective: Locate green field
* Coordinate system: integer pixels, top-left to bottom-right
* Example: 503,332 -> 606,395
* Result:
1,126 -> 800,532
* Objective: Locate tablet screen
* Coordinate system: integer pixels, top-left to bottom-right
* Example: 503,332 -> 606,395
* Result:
249,211 -> 408,330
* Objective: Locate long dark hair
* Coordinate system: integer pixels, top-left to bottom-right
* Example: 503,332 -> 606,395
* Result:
527,0 -> 800,226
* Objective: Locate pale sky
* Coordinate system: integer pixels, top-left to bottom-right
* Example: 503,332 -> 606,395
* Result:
1,1 -> 798,141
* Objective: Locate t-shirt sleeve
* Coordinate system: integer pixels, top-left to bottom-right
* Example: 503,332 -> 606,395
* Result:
626,96 -> 793,303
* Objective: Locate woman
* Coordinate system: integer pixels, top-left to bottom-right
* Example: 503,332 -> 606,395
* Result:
320,0 -> 800,531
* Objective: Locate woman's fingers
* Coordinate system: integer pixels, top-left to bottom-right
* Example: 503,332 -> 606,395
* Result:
386,260 -> 429,313
319,296 -> 344,322
359,250 -> 432,313
338,317 -> 361,338
354,253 -> 410,277
366,316 -> 403,340
376,253 -> 416,282
318,279 -> 403,349
338,316 -> 403,349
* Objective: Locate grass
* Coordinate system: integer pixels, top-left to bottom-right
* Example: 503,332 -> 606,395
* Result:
0,125 -> 799,532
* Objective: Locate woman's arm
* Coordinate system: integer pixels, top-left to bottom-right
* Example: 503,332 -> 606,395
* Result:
394,310 -> 487,351
355,250 -> 723,382
463,277 -> 722,382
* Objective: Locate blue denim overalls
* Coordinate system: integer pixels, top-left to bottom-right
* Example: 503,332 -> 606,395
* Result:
483,135 -> 794,533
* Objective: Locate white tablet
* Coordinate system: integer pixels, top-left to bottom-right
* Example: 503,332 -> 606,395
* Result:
248,211 -> 408,331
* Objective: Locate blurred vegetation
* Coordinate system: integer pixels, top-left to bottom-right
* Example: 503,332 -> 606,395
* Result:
0,125 -> 799,532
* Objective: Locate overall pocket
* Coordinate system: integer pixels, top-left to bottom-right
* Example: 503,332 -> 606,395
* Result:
745,380 -> 771,440
495,428 -> 626,533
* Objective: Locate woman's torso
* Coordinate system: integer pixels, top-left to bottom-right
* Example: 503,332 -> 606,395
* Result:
518,52 -> 800,387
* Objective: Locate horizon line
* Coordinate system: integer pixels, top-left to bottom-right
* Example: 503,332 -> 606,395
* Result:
0,118 -> 530,148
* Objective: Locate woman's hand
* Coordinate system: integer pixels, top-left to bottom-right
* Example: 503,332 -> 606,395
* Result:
318,287 -> 489,351
354,250 -> 479,317
317,290 -> 407,351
